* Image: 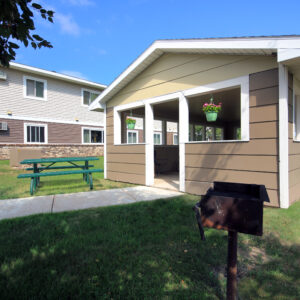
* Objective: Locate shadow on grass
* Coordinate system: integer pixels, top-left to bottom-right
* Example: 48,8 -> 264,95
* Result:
0,196 -> 298,299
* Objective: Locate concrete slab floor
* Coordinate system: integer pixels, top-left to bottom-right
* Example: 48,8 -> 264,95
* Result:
0,186 -> 182,221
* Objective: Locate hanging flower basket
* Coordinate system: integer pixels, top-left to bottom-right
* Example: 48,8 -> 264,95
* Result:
205,111 -> 218,122
203,98 -> 222,122
126,118 -> 136,129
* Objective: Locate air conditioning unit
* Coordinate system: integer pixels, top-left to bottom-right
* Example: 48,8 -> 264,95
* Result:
0,122 -> 8,131
0,71 -> 7,80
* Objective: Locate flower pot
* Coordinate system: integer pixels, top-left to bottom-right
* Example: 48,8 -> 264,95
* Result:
205,112 -> 218,122
127,123 -> 135,129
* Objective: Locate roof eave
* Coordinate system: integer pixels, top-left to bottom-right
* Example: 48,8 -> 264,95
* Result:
9,62 -> 107,90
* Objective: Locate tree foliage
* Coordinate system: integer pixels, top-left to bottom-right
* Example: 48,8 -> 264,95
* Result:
0,0 -> 54,66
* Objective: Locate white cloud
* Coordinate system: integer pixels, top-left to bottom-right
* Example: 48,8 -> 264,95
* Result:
60,70 -> 88,80
56,13 -> 80,36
64,0 -> 95,6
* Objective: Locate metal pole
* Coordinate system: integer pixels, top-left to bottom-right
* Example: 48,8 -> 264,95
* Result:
226,230 -> 238,300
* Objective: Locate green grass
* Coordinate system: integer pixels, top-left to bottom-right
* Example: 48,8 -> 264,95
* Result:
0,158 -> 133,200
0,195 -> 299,299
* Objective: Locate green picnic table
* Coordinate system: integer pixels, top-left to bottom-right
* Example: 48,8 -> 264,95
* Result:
18,156 -> 103,195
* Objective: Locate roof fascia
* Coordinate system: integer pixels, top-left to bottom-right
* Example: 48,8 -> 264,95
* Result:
9,62 -> 107,90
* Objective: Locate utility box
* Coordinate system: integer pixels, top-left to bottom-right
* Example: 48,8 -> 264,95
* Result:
195,181 -> 270,237
9,148 -> 42,168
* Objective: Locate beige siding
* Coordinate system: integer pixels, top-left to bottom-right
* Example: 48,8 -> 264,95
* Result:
0,67 -> 104,124
106,108 -> 146,184
185,68 -> 280,207
107,53 -> 277,108
288,75 -> 300,205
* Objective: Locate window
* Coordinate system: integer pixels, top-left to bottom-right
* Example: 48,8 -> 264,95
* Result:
82,128 -> 104,144
24,123 -> 47,143
294,95 -> 300,140
173,134 -> 178,145
154,132 -> 162,145
24,76 -> 47,100
127,130 -> 138,144
215,127 -> 224,140
82,89 -> 100,106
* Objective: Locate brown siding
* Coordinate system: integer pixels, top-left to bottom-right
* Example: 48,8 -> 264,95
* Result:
185,68 -> 280,207
288,73 -> 300,205
106,108 -> 146,184
0,118 -> 103,144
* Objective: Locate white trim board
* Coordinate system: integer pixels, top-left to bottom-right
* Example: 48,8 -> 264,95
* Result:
114,75 -> 250,142
278,63 -> 290,208
10,62 -> 106,90
0,115 -> 104,127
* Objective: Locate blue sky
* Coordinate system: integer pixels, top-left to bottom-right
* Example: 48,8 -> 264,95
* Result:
15,0 -> 300,86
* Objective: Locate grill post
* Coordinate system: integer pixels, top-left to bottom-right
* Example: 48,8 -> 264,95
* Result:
226,230 -> 238,300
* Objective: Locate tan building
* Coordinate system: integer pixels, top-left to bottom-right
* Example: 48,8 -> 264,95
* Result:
90,35 -> 300,208
0,63 -> 106,159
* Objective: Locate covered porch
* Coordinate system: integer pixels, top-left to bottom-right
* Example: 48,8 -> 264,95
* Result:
114,75 -> 247,192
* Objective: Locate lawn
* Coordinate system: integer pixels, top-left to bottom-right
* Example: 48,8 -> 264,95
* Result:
0,195 -> 299,299
0,158 -> 133,200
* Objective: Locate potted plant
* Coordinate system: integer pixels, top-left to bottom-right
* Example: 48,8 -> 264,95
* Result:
202,98 -> 222,122
126,118 -> 136,129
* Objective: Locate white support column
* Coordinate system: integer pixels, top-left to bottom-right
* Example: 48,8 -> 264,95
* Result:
179,93 -> 189,192
162,120 -> 167,145
104,104 -> 107,179
145,103 -> 154,186
279,63 -> 289,208
113,108 -> 121,144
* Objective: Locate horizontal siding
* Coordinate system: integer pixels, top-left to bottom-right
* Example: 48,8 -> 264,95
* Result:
0,118 -> 103,144
107,171 -> 145,185
250,121 -> 278,139
108,54 -> 277,107
186,139 -> 278,155
250,104 -> 278,123
0,67 -> 104,124
185,154 -> 277,172
185,68 -> 279,207
106,107 -> 146,184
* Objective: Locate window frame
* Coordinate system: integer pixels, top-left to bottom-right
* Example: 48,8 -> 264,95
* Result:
24,123 -> 48,144
173,133 -> 178,145
153,132 -> 162,145
127,130 -> 139,144
81,127 -> 104,144
81,88 -> 100,107
23,75 -> 47,101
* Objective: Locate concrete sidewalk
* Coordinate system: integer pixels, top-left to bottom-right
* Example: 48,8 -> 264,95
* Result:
0,186 -> 182,221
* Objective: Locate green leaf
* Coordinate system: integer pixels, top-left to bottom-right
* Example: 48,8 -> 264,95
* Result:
31,42 -> 37,49
32,3 -> 42,9
40,9 -> 47,14
9,42 -> 19,49
48,17 -> 53,23
32,34 -> 43,41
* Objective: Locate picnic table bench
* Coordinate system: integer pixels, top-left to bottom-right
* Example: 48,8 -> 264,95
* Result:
17,157 -> 103,195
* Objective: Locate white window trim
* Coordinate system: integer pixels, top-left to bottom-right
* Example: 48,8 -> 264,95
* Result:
153,132 -> 162,145
82,127 -> 104,144
114,75 -> 250,145
127,130 -> 139,144
24,123 -> 48,144
81,88 -> 100,107
173,133 -> 178,145
23,75 -> 47,101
